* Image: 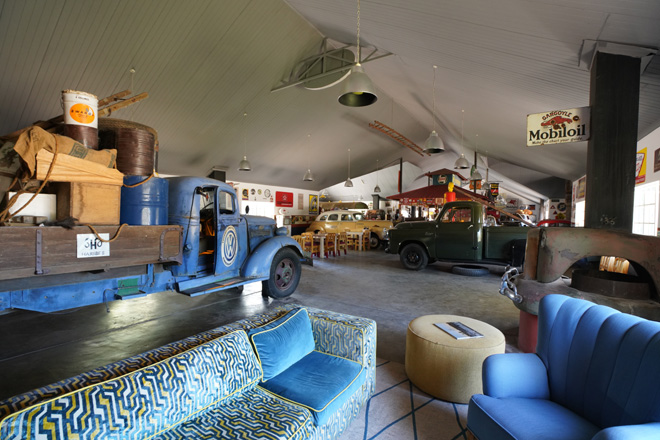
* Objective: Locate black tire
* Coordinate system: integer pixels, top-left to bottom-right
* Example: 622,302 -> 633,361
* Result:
451,265 -> 489,276
262,248 -> 301,299
369,233 -> 381,250
400,243 -> 428,271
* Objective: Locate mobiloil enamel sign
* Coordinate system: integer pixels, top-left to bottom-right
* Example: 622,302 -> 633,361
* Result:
527,107 -> 590,146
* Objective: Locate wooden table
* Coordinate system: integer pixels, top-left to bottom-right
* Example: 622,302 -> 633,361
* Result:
345,230 -> 365,251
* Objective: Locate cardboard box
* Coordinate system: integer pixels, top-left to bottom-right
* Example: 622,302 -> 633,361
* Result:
56,182 -> 120,225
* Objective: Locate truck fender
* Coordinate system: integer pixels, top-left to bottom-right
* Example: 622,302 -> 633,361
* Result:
242,236 -> 303,279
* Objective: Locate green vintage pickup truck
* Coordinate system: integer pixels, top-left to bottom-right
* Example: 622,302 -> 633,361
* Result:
386,201 -> 529,271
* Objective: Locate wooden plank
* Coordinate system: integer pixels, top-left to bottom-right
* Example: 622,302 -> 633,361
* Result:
98,92 -> 148,117
36,150 -> 124,185
0,225 -> 182,281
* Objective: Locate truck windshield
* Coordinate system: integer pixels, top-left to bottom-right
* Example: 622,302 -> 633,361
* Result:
441,207 -> 472,223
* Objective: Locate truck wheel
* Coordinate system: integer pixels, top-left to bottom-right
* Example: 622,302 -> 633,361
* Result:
400,243 -> 428,271
369,233 -> 381,250
262,248 -> 301,299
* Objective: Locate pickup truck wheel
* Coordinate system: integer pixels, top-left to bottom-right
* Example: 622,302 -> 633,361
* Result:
262,248 -> 301,299
369,233 -> 381,250
400,243 -> 428,271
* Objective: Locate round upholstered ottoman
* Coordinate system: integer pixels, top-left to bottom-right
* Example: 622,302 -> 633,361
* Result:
405,314 -> 505,403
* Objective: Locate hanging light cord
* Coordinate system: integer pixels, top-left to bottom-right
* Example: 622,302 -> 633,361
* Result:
461,109 -> 465,154
356,0 -> 361,63
348,148 -> 351,178
243,112 -> 247,156
431,66 -> 437,132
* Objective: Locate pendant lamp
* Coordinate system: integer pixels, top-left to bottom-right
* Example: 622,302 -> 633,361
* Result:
454,109 -> 470,169
470,134 -> 482,181
374,159 -> 381,193
338,0 -> 377,107
238,112 -> 251,171
303,134 -> 315,181
423,65 -> 445,154
344,148 -> 353,187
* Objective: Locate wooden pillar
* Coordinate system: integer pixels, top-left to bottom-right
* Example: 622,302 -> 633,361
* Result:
585,52 -> 640,231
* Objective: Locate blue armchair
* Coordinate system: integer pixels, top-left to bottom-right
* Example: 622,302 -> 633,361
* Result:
467,294 -> 660,440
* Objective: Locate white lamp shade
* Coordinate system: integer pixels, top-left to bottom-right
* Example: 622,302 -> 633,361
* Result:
374,184 -> 381,193
238,156 -> 251,171
344,178 -> 354,187
423,130 -> 445,154
338,64 -> 378,107
454,154 -> 470,169
471,169 -> 483,181
303,169 -> 315,181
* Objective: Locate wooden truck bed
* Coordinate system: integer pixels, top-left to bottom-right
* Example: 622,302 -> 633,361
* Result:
0,225 -> 182,281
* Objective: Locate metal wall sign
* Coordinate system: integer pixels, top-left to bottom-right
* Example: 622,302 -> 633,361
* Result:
527,107 -> 590,146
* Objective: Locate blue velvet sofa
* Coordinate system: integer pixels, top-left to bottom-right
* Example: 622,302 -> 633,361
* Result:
467,294 -> 660,440
0,304 -> 376,440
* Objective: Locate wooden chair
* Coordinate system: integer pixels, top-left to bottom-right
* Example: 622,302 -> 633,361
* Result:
337,232 -> 348,255
301,232 -> 320,258
362,230 -> 371,251
325,233 -> 337,257
344,229 -> 357,250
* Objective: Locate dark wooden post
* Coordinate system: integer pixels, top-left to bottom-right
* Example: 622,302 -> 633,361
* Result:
585,52 -> 641,231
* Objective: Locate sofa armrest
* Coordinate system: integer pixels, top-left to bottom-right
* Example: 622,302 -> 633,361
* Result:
592,422 -> 660,440
306,308 -> 376,365
483,353 -> 549,399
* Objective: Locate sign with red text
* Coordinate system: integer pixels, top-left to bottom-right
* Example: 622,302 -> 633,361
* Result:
527,107 -> 590,146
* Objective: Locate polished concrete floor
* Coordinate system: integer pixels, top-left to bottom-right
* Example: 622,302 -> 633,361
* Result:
0,250 -> 521,401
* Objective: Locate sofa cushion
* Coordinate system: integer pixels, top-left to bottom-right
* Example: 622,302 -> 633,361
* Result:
259,351 -> 365,426
0,330 -> 262,440
152,387 -> 314,440
469,395 -> 600,440
248,308 -> 315,381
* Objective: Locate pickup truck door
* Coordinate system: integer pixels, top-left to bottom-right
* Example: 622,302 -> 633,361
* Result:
214,189 -> 248,279
434,206 -> 481,260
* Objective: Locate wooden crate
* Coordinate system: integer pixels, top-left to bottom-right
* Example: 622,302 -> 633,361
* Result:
56,182 -> 121,225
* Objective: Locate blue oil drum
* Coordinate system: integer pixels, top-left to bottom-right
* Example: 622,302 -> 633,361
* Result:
120,176 -> 169,225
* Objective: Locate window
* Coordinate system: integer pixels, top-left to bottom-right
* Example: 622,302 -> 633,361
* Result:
574,201 -> 585,227
633,181 -> 659,236
218,191 -> 235,214
441,207 -> 472,223
328,214 -> 339,221
341,214 -> 353,221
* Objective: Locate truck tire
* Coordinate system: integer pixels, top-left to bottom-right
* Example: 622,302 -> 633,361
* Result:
400,243 -> 428,271
369,233 -> 381,250
262,248 -> 301,299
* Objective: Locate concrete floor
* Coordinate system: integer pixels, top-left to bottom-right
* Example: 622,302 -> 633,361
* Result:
0,250 -> 521,401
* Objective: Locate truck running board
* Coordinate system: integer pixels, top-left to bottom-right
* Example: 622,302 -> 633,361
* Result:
178,277 -> 252,297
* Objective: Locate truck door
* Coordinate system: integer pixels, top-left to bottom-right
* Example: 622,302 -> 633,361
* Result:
214,189 -> 248,279
434,205 -> 481,260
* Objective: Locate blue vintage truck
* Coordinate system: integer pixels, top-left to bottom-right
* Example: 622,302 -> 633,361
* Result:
0,177 -> 303,313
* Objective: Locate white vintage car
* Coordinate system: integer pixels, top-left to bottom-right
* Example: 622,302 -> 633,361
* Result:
306,210 -> 392,249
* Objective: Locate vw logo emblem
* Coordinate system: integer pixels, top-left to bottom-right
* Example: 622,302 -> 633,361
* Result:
221,226 -> 238,266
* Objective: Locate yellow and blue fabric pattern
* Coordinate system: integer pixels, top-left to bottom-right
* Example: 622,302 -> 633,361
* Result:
0,331 -> 263,440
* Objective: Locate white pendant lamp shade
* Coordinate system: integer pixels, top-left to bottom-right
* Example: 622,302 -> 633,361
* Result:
302,134 -> 314,181
238,155 -> 251,171
339,0 -> 377,107
471,169 -> 482,181
424,130 -> 445,154
338,64 -> 378,107
454,153 -> 470,169
423,65 -> 444,154
344,177 -> 354,187
374,184 -> 381,193
374,158 -> 381,192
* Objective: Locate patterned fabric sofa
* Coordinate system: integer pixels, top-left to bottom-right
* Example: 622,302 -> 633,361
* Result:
0,304 -> 376,440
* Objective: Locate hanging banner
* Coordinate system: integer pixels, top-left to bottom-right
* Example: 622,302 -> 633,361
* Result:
527,107 -> 590,146
636,148 -> 647,185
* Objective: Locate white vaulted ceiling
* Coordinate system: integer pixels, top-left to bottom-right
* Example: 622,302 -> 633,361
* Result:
1,0 -> 659,198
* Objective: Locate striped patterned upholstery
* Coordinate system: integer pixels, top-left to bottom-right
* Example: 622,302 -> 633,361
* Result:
0,305 -> 377,440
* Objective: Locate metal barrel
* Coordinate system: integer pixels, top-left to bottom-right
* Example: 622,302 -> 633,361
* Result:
120,176 -> 169,225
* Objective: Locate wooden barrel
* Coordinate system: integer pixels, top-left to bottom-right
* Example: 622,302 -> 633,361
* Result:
98,118 -> 158,175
